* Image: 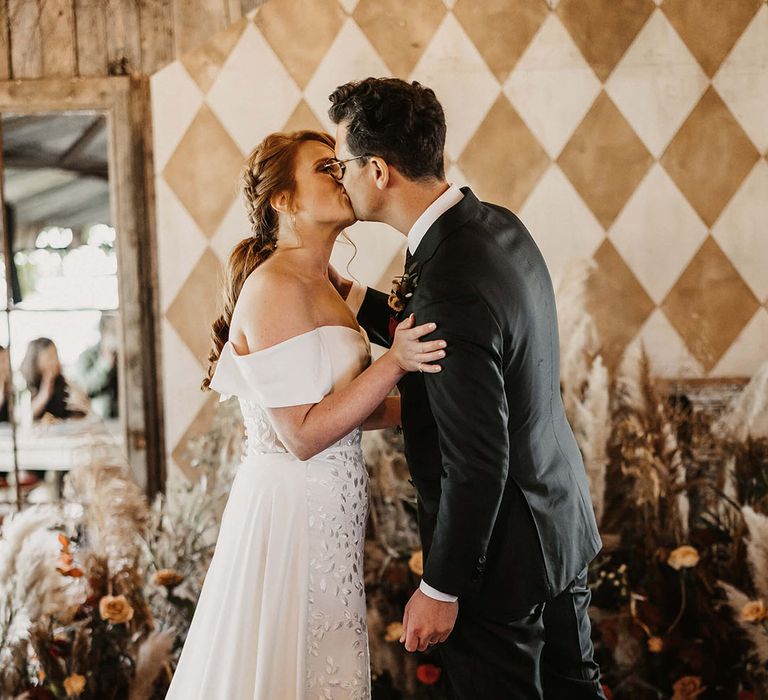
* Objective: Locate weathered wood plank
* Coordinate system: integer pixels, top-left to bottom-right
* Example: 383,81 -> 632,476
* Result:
8,0 -> 43,79
106,0 -> 141,74
138,0 -> 174,75
0,0 -> 12,79
40,0 -> 77,77
74,0 -> 108,77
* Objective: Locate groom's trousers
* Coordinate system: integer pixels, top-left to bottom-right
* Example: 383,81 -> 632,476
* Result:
438,567 -> 606,700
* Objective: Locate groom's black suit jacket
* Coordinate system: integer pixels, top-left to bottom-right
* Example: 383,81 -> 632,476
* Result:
358,187 -> 602,617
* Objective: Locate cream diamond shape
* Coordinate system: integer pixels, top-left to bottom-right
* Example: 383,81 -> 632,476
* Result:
207,23 -> 301,154
332,220 -> 405,289
150,62 -> 204,172
605,9 -> 708,158
504,14 -> 601,159
160,319 -> 209,454
519,164 -> 605,290
609,163 -> 708,304
154,178 -> 209,313
713,5 -> 768,153
338,0 -> 360,12
210,195 -> 252,265
712,159 -> 768,302
711,306 -> 768,377
410,14 -> 500,161
638,309 -> 704,378
304,18 -> 391,132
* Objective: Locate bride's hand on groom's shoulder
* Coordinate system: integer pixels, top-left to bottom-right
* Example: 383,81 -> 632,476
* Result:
389,314 -> 446,374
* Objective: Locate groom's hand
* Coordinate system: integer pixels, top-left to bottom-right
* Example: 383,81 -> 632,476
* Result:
400,588 -> 458,652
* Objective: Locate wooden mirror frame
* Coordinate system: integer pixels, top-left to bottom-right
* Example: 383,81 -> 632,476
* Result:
0,76 -> 164,497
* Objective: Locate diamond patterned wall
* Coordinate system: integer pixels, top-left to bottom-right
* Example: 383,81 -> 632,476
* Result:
151,0 -> 768,478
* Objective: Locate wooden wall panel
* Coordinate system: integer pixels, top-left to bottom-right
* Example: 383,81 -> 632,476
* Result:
74,0 -> 109,76
8,0 -> 44,79
40,0 -> 77,78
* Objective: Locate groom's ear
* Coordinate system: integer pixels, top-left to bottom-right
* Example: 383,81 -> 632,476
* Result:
370,157 -> 390,191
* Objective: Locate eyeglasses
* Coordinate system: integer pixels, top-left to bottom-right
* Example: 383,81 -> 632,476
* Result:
321,155 -> 369,181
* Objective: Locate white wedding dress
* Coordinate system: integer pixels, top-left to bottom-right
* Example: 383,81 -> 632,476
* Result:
166,325 -> 372,700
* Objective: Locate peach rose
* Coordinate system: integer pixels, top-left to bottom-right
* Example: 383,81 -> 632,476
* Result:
667,545 -> 700,570
408,550 -> 423,577
153,569 -> 184,589
741,600 -> 768,623
384,622 -> 404,642
98,594 -> 134,624
672,675 -> 705,700
647,636 -> 664,653
63,673 -> 86,696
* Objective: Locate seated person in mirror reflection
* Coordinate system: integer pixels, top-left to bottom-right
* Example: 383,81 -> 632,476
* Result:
74,314 -> 119,419
21,337 -> 89,422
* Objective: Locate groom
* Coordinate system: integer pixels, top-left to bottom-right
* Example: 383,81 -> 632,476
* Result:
326,78 -> 605,699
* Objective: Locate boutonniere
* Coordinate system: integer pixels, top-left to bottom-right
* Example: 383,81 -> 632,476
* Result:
388,259 -> 421,317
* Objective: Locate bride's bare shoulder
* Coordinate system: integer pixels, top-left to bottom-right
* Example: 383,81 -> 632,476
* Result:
232,261 -> 315,350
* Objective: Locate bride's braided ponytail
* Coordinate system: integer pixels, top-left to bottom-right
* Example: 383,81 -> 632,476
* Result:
202,130 -> 335,390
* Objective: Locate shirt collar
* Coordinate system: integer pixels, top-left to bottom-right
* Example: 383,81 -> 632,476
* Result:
407,183 -> 464,255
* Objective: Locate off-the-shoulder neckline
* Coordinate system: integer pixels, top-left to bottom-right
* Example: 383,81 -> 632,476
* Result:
223,325 -> 367,359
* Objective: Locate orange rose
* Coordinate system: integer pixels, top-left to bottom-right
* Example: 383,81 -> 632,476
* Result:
153,569 -> 184,589
416,663 -> 441,685
672,675 -> 705,700
98,595 -> 134,624
408,550 -> 423,577
667,545 -> 700,570
741,600 -> 768,623
63,673 -> 86,696
384,622 -> 403,642
647,636 -> 664,653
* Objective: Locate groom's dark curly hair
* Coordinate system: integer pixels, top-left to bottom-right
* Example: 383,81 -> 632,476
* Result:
328,77 -> 446,182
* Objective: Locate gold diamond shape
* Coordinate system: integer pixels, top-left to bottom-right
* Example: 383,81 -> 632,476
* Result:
661,87 -> 759,228
557,0 -> 655,82
254,0 -> 345,89
558,91 -> 653,230
181,18 -> 248,93
662,236 -> 760,371
454,0 -> 548,82
662,0 -> 762,77
166,248 -> 224,367
354,0 -> 446,77
586,239 -> 656,373
282,100 -> 325,133
163,105 -> 244,238
172,392 -> 222,481
458,95 -> 549,212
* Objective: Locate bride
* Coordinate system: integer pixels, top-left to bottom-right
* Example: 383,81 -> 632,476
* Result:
165,130 -> 445,699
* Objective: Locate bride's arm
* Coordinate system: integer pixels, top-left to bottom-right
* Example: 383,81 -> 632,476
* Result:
362,395 -> 400,431
237,272 -> 442,461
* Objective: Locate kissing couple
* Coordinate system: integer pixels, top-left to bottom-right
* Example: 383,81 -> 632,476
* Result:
166,77 -> 605,700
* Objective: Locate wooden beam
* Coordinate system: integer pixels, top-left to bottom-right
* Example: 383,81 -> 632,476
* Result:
40,0 -> 77,78
172,0 -> 229,56
138,0 -> 174,75
0,0 -> 12,79
106,0 -> 141,75
8,0 -> 43,79
74,0 -> 108,77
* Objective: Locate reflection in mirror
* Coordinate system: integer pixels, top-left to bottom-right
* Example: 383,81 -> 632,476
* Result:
0,112 -> 125,511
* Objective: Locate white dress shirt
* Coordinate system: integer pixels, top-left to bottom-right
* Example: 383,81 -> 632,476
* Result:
346,184 -> 464,604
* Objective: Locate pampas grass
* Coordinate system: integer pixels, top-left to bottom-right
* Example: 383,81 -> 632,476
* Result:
743,505 -> 768,602
720,582 -> 768,665
63,461 -> 149,572
557,259 -> 610,524
714,360 -> 768,441
128,629 -> 175,700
